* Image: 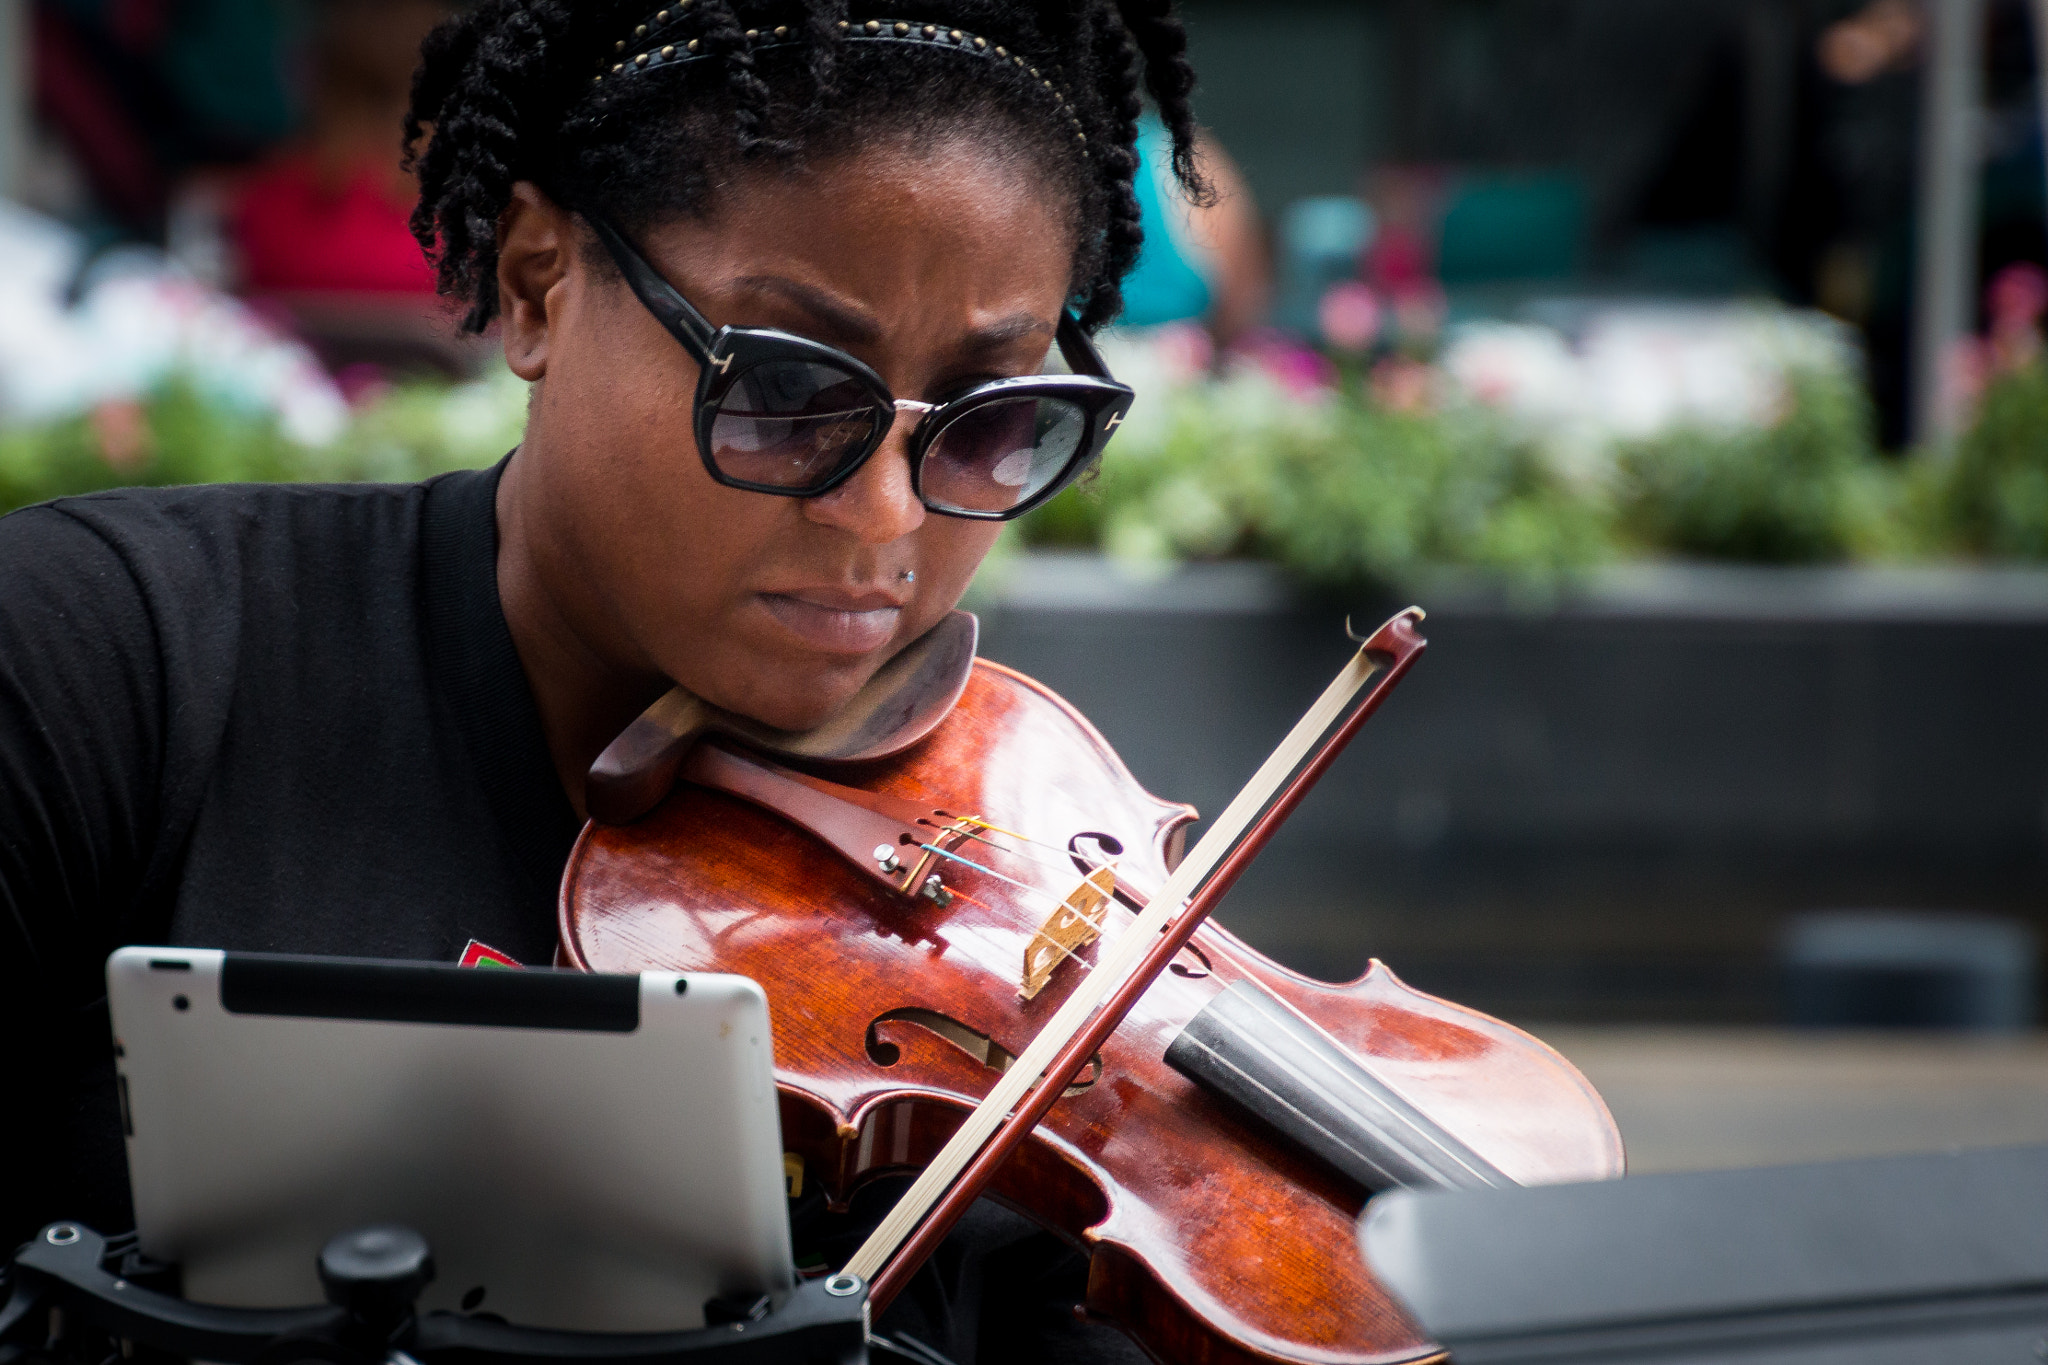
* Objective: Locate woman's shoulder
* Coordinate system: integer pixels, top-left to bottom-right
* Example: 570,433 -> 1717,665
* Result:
9,475 -> 438,554
0,471 -> 500,706
2,468 -> 494,606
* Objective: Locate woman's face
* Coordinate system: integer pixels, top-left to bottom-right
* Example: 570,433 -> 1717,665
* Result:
497,139 -> 1076,733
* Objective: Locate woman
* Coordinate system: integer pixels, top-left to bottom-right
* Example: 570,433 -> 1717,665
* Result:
0,2 -> 1205,1360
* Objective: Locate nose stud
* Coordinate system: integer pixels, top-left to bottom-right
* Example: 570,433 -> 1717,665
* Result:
900,569 -> 917,584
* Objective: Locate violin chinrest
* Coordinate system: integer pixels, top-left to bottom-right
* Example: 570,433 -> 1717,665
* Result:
585,611 -> 979,823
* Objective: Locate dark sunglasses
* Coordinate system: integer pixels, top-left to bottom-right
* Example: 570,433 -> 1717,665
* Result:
588,215 -> 1134,521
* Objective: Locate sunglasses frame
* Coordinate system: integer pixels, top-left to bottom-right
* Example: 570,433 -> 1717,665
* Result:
588,214 -> 1135,521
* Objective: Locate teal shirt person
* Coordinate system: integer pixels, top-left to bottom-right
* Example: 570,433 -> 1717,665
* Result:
1117,114 -> 1214,327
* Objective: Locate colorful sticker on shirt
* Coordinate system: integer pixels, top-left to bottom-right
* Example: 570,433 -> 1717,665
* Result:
458,939 -> 523,970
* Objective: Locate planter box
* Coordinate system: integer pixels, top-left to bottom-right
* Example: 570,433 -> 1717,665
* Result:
971,554 -> 2048,1023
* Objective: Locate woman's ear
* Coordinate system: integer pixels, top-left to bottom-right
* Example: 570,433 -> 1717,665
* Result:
497,182 -> 577,381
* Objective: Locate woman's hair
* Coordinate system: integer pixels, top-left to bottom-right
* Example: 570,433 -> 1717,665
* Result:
404,0 -> 1206,334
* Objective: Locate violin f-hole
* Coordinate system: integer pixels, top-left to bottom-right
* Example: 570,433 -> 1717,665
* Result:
864,1008 -> 1100,1094
1069,832 -> 1124,880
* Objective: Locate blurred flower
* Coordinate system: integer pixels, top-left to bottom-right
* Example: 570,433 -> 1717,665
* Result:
1986,262 -> 2047,376
1148,320 -> 1216,384
1438,304 -> 1860,490
1439,321 -> 1588,429
90,400 -> 153,469
334,362 -> 396,408
0,202 -> 347,446
1317,280 -> 1382,353
1228,327 -> 1337,398
1389,283 -> 1448,351
1369,356 -> 1435,414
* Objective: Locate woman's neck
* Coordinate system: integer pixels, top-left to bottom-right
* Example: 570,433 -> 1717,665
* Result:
494,446 -> 670,820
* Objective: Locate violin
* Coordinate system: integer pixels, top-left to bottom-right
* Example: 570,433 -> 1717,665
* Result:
559,609 -> 1623,1365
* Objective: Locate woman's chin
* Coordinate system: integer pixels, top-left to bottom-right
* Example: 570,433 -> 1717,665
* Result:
703,663 -> 868,735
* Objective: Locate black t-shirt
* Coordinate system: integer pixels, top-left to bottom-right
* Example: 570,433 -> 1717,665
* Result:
0,462 -> 1136,1365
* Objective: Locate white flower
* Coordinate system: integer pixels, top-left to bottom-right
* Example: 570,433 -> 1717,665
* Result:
1438,302 -> 1860,489
0,202 -> 347,444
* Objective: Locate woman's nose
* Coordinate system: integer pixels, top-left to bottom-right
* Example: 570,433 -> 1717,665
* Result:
801,406 -> 927,543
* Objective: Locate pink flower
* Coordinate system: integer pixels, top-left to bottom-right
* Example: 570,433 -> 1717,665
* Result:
1986,262 -> 2047,376
1318,280 -> 1382,352
91,399 -> 152,469
1230,327 -> 1337,397
1370,356 -> 1435,414
1150,321 -> 1216,384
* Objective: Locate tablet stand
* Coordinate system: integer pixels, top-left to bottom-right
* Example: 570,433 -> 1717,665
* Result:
1,1223 -> 867,1365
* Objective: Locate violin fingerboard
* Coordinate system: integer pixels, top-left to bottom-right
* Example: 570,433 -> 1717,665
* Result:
1164,980 -> 1514,1194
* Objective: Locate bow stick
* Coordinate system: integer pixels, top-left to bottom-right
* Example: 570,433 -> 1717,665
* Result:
844,607 -> 1431,1308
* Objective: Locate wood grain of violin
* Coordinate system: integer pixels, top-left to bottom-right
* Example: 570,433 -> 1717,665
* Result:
560,625 -> 1624,1365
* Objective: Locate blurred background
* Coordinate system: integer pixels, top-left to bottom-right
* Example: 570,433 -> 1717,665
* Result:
4,0 -> 2048,1174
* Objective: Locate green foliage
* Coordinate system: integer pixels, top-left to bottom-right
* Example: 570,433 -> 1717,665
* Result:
10,349 -> 2048,582
1247,403 -> 1612,587
324,367 -> 533,483
0,367 -> 527,516
1613,367 -> 1890,563
1019,373 -> 1610,590
1938,362 -> 2048,558
0,380 -> 295,513
1023,346 -> 2048,582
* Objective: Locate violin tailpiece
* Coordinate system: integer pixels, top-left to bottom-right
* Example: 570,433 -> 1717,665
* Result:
677,741 -> 961,901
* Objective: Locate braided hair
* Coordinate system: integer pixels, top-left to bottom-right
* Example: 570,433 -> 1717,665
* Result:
404,0 -> 1208,334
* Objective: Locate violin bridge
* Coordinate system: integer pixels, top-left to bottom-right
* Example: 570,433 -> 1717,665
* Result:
1021,865 -> 1115,1000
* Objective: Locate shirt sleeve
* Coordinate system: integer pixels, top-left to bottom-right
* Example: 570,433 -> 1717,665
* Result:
0,501 -> 168,1241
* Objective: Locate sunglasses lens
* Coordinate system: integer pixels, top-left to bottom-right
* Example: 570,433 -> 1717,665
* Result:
921,396 -> 1089,516
707,360 -> 884,491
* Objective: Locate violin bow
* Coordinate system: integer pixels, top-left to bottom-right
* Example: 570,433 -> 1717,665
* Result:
844,607 -> 1431,1310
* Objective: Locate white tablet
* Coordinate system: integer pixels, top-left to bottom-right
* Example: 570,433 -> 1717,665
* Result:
108,948 -> 794,1333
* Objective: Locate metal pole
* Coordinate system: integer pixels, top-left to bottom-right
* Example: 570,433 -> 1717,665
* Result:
1911,0 -> 1986,449
0,0 -> 25,201
2032,0 -> 2048,250
1743,0 -> 1797,258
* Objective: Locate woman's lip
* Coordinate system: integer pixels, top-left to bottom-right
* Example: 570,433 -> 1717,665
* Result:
766,585 -> 907,612
758,591 -> 904,654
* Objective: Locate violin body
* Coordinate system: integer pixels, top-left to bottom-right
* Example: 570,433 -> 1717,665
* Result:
561,659 -> 1623,1365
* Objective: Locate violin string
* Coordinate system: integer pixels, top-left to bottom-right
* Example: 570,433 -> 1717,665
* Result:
933,882 -> 1095,975
913,816 -> 1126,972
940,826 -> 1126,966
847,629 -> 1395,1288
944,822 -> 1110,880
915,843 -> 1070,907
948,817 -> 1117,875
913,843 -> 1105,974
927,811 -> 1102,866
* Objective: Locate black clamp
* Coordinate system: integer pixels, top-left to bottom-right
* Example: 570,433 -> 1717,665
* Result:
2,1222 -> 867,1365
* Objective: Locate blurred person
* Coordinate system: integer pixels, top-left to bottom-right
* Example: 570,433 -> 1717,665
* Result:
228,0 -> 453,296
1817,0 -> 1924,84
1362,167 -> 1448,353
225,0 -> 483,377
1116,115 -> 1269,346
26,0 -> 297,233
1786,0 -> 2045,445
